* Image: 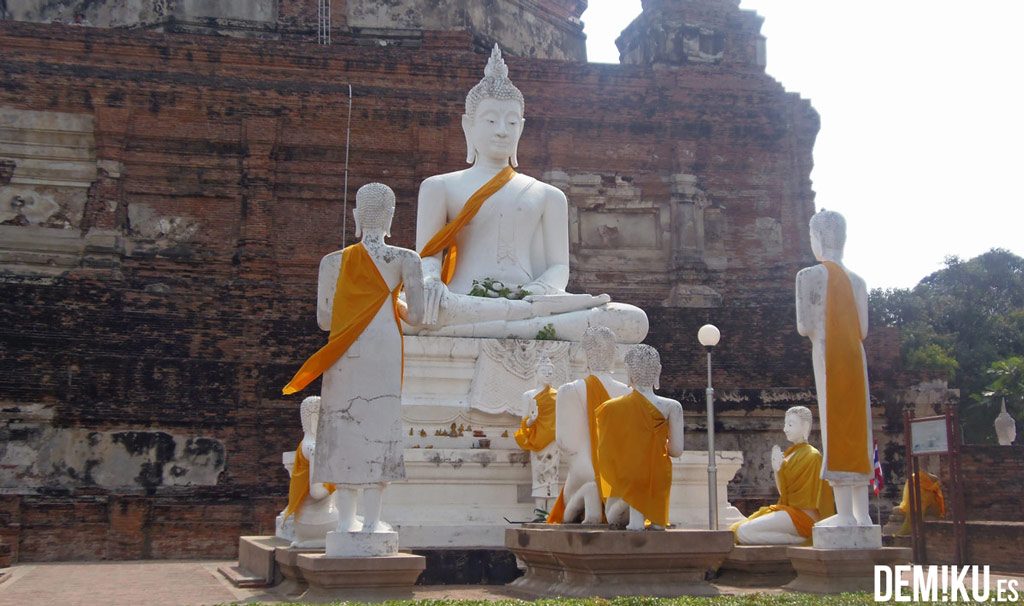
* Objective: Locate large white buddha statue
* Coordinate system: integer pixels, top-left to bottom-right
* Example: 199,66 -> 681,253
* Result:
406,45 -> 648,344
729,406 -> 834,545
547,327 -> 630,524
795,210 -> 874,527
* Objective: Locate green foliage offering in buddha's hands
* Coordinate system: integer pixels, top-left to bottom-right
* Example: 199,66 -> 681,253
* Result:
535,323 -> 557,341
467,277 -> 531,300
869,248 -> 1024,443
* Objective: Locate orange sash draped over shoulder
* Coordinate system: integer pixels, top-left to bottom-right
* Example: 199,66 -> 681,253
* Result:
283,442 -> 336,519
282,243 -> 398,395
515,385 -> 557,452
729,442 -> 835,542
596,390 -> 672,527
419,165 -> 517,284
546,375 -> 611,524
822,261 -> 871,475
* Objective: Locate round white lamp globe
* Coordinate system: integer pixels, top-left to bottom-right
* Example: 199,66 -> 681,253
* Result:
697,324 -> 721,348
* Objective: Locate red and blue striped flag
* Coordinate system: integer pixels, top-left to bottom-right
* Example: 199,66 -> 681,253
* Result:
869,441 -> 884,496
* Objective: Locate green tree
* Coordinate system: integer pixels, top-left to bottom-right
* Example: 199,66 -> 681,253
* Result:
869,249 -> 1024,443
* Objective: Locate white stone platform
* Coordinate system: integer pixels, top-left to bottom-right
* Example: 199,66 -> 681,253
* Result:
390,335 -> 745,549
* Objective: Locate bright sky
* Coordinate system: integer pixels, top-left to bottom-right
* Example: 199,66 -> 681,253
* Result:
582,0 -> 1024,290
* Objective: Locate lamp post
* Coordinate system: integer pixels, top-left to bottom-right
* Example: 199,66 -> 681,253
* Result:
698,324 -> 721,530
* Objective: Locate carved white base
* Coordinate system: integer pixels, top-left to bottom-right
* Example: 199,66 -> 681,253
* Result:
326,530 -> 399,557
384,446 -> 745,549
392,335 -> 744,549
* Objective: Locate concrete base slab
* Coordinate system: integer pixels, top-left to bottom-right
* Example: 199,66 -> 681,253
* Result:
505,525 -> 734,597
717,545 -> 796,586
274,545 -> 322,586
812,524 -> 882,550
295,552 -> 426,590
217,535 -> 289,588
785,546 -> 911,594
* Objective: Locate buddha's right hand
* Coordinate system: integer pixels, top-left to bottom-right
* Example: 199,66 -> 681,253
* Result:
771,444 -> 784,473
422,276 -> 449,325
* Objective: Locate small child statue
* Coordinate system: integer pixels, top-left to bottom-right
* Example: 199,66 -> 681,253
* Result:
282,396 -> 339,548
598,344 -> 684,530
514,356 -> 561,518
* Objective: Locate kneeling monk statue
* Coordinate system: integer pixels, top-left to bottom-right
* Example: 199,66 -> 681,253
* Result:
407,45 -> 648,344
730,406 -> 835,544
598,345 -> 684,530
283,183 -> 425,538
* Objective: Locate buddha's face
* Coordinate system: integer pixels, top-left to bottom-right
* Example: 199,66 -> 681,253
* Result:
463,98 -> 524,164
783,413 -> 809,444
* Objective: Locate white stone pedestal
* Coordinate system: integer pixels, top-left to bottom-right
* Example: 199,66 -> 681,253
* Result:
394,335 -> 744,549
326,530 -> 399,557
812,525 -> 882,549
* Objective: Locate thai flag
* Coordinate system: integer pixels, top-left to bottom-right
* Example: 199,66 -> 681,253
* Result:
869,441 -> 884,496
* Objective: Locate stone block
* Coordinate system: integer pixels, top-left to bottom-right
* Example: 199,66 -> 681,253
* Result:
275,545 -> 321,584
785,546 -> 911,594
217,535 -> 288,587
812,525 -> 882,550
718,544 -> 795,586
295,552 -> 426,589
506,526 -> 734,597
326,530 -> 398,557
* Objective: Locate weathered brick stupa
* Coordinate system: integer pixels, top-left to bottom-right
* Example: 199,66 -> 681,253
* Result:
0,0 -> 924,562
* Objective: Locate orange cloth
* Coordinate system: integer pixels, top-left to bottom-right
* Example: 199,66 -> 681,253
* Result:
282,243 -> 401,395
419,165 -> 517,284
514,385 -> 557,452
596,390 -> 673,527
730,442 -> 835,542
283,442 -> 336,519
823,261 -> 871,475
899,472 -> 946,518
546,375 -> 611,524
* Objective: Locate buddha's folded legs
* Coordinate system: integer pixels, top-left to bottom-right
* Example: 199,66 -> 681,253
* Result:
405,299 -> 649,343
735,510 -> 805,545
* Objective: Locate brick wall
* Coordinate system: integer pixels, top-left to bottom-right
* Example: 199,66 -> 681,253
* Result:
940,445 -> 1024,522
0,15 -> 908,560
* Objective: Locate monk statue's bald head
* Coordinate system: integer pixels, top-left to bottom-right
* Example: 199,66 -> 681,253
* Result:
809,209 -> 846,262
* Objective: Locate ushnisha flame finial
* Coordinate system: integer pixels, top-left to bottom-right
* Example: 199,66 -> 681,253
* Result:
465,44 -> 525,119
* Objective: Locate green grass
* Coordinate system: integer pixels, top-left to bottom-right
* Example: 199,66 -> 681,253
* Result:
226,595 -> 889,606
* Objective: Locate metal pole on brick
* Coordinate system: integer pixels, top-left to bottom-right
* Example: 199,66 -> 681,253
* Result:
698,324 -> 721,530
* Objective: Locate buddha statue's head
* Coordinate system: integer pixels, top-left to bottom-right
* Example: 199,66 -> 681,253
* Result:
582,326 -> 617,373
354,182 -> 396,238
535,355 -> 556,388
463,45 -> 525,168
625,344 -> 661,391
783,405 -> 813,445
300,395 -> 321,437
809,209 -> 846,263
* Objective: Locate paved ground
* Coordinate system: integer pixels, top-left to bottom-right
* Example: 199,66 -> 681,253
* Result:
0,560 -> 788,605
2,560 -> 1021,605
0,561 -> 530,606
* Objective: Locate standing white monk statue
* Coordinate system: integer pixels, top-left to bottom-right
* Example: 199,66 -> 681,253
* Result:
282,396 -> 339,548
547,327 -> 629,524
514,356 -> 561,516
598,345 -> 684,531
283,183 -> 425,544
408,45 -> 648,343
795,209 -> 874,527
729,406 -> 835,544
